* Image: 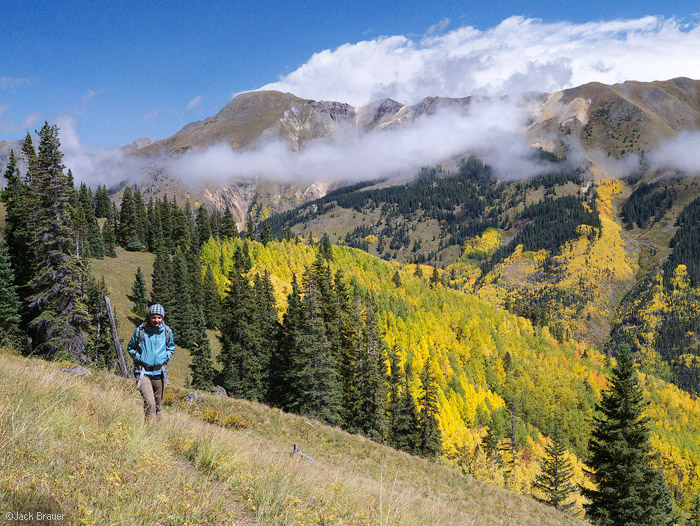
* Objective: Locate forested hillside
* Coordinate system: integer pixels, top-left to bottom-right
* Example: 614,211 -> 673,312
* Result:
2,125 -> 700,523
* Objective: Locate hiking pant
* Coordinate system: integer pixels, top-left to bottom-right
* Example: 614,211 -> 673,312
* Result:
138,375 -> 163,421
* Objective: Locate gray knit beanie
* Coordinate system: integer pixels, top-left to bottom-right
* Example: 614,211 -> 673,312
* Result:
148,304 -> 165,318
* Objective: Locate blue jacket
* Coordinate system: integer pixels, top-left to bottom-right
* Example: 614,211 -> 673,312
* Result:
127,324 -> 175,377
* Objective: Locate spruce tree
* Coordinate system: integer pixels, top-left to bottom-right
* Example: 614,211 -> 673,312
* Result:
26,123 -> 89,360
79,183 -> 105,259
271,273 -> 304,410
418,354 -> 442,458
218,266 -> 263,399
151,247 -> 172,309
85,275 -> 115,368
533,423 -> 577,512
189,306 -> 216,390
582,345 -> 674,526
246,213 -> 255,240
430,266 -> 440,288
102,206 -> 118,257
392,270 -> 402,288
94,185 -> 111,218
0,237 -> 22,347
2,150 -> 33,296
201,265 -> 221,329
131,267 -> 149,315
195,205 -> 212,245
319,233 -> 334,261
169,250 -> 195,348
390,363 -> 420,454
260,223 -> 274,246
221,206 -> 238,239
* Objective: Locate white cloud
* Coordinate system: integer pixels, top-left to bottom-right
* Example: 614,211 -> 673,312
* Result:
187,95 -> 203,110
56,115 -> 148,187
649,131 -> 700,174
165,97 -> 552,185
260,16 -> 700,105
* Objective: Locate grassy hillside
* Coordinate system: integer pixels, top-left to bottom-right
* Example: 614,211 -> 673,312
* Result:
0,351 -> 585,525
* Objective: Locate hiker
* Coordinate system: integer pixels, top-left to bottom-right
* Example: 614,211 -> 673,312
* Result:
127,304 -> 175,421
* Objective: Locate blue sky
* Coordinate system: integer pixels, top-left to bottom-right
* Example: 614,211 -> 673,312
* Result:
1,1 -> 699,147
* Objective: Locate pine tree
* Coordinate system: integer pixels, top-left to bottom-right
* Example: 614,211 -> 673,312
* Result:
430,266 -> 440,288
295,264 -> 341,425
390,362 -> 420,454
85,275 -> 115,368
318,233 -> 334,261
189,306 -> 216,390
79,183 -> 105,259
102,206 -> 118,257
151,247 -> 172,309
201,265 -> 221,329
392,270 -> 402,288
0,237 -> 22,347
218,266 -> 263,399
414,265 -> 423,278
260,223 -> 274,246
2,150 -> 34,296
533,423 -> 577,512
94,185 -> 111,218
246,213 -> 255,240
169,250 -> 196,348
221,206 -> 238,239
254,270 -> 279,403
195,204 -> 212,245
26,123 -> 89,360
119,186 -> 141,250
131,267 -> 149,315
582,345 -> 674,526
271,273 -> 304,410
418,354 -> 442,457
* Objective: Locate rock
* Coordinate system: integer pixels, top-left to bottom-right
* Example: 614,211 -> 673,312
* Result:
60,366 -> 92,376
185,391 -> 203,403
211,385 -> 227,397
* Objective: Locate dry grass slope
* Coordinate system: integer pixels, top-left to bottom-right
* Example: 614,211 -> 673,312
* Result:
0,352 -> 588,525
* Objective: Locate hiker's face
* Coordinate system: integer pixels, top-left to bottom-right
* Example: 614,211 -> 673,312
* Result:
149,314 -> 163,327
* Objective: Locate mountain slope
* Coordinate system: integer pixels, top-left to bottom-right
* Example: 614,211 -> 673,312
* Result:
0,351 -> 587,525
529,77 -> 700,156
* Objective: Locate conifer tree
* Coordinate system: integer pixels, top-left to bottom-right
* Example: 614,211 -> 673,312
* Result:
246,213 -> 255,240
0,237 -> 22,346
119,186 -> 140,250
195,204 -> 212,245
209,207 -> 222,239
221,206 -> 238,239
260,223 -> 274,246
189,306 -> 216,390
151,247 -> 172,309
131,266 -> 148,315
1,150 -> 33,295
356,296 -> 387,440
254,270 -> 279,403
582,345 -> 674,526
533,423 -> 577,512
271,273 -> 304,410
169,250 -> 196,348
218,266 -> 263,399
414,265 -> 423,278
85,275 -> 115,368
79,183 -> 105,259
102,206 -> 118,257
295,264 -> 341,425
392,270 -> 402,288
26,123 -> 89,360
94,185 -> 111,218
418,354 -> 442,457
390,362 -> 420,454
319,233 -> 334,261
201,265 -> 221,329
430,266 -> 440,288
